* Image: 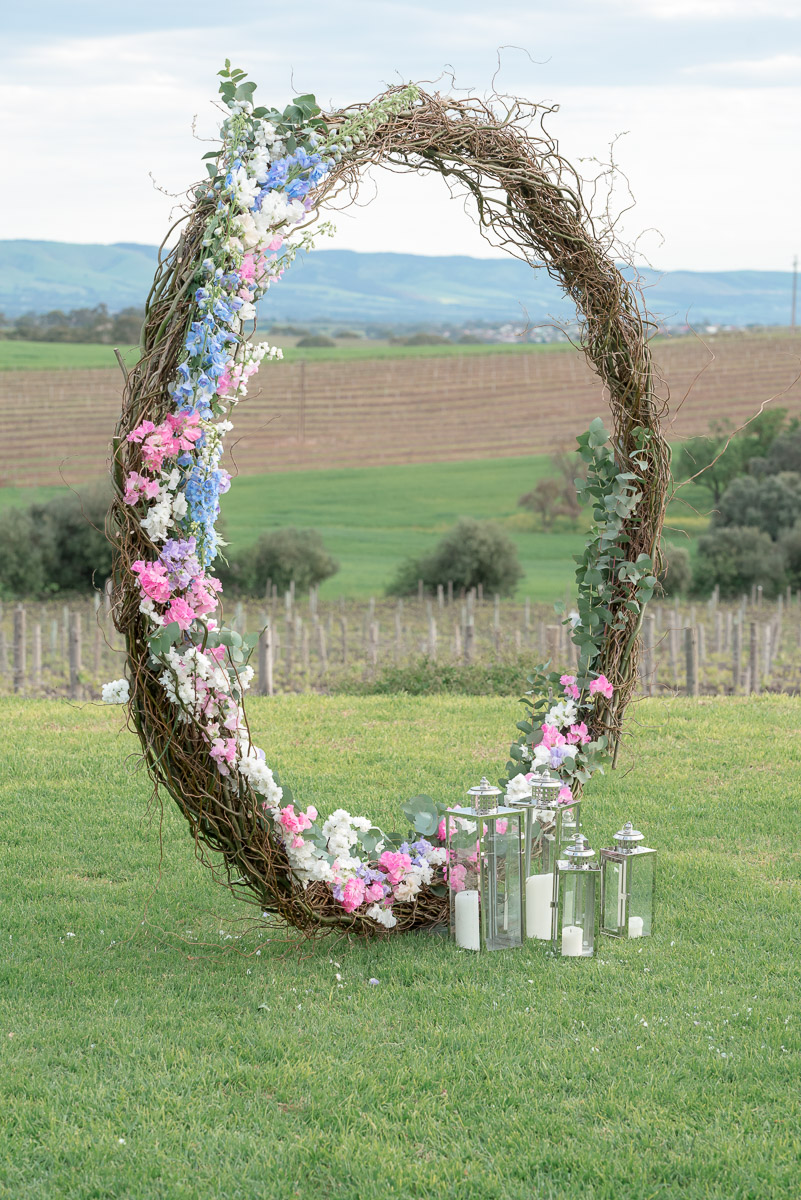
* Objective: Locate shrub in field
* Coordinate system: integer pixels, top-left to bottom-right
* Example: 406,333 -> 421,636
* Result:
693,526 -> 786,598
677,409 -> 789,502
778,521 -> 801,589
0,508 -> 49,598
713,472 -> 801,540
0,485 -> 111,597
219,527 -> 338,596
659,544 -> 692,596
331,656 -> 533,696
295,334 -> 336,348
387,517 -> 523,596
755,425 -> 801,476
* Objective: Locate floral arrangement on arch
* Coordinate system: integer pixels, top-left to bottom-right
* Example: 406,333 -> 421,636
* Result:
105,63 -> 664,936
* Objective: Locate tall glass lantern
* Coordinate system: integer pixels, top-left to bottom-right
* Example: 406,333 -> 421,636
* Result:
600,822 -> 656,939
553,834 -> 600,958
446,777 -> 524,952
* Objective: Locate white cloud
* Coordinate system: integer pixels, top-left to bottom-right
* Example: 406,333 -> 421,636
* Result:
682,53 -> 801,80
611,0 -> 801,17
0,28 -> 799,273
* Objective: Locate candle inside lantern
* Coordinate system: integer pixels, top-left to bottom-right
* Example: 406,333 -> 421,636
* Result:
628,915 -> 644,938
454,889 -> 480,950
561,924 -> 584,956
525,873 -> 553,940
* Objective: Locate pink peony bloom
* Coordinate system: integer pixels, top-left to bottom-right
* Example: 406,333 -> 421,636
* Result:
541,723 -> 567,749
131,560 -> 171,603
162,597 -> 196,631
378,850 -> 412,885
341,876 -> 366,913
567,722 -> 591,745
589,674 -> 614,699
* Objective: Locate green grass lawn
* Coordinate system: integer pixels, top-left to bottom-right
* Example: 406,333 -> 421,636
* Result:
1,695 -> 799,1199
0,342 -> 139,371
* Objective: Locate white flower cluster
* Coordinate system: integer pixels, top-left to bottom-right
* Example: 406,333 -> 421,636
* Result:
366,903 -> 397,929
545,698 -> 578,730
505,773 -> 533,803
140,481 -> 187,544
101,678 -> 130,705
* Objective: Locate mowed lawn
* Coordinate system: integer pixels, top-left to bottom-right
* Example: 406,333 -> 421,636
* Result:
1,695 -> 799,1199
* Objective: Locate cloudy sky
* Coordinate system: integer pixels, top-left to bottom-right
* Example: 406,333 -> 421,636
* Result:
3,0 -> 800,270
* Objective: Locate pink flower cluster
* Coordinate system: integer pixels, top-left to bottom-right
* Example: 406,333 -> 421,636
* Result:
131,559 -> 222,630
589,674 -> 614,699
124,472 -> 160,506
279,803 -> 318,848
126,410 -> 202,475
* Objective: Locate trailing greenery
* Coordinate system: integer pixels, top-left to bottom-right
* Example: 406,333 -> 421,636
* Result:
386,517 -> 524,597
1,695 -> 799,1200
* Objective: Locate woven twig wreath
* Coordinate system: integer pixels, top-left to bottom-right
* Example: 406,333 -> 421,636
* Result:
109,76 -> 669,938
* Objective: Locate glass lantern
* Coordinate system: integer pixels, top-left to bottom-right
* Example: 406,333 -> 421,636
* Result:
445,777 -> 524,952
600,822 -> 656,939
553,834 -> 600,958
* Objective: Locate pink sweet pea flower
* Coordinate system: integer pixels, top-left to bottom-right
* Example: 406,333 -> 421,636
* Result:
123,472 -> 160,506
560,673 -> 580,700
446,862 -> 467,892
378,850 -> 412,885
279,804 -> 314,837
541,723 -> 566,748
589,674 -> 614,699
567,722 -> 591,745
437,818 -> 447,842
163,596 -> 196,630
558,786 -> 573,804
207,646 -> 226,663
209,737 -> 237,775
341,876 -> 367,913
364,881 -> 385,903
131,560 -> 171,603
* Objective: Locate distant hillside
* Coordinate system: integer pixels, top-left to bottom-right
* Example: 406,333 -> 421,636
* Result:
0,240 -> 795,326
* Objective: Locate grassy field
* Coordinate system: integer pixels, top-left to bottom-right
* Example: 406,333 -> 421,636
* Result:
0,339 -> 568,372
0,452 -> 708,601
1,694 -> 799,1199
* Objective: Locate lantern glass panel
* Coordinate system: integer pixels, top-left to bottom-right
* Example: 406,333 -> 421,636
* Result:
628,850 -> 656,937
481,812 -> 523,950
446,805 -> 523,952
602,857 -> 626,934
557,868 -> 596,957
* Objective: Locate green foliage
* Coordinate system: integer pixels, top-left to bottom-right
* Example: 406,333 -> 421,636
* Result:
0,484 -> 111,598
0,508 -> 48,598
3,695 -> 799,1200
659,544 -> 692,596
218,527 -> 339,596
676,409 -> 789,503
713,472 -> 801,540
572,417 -> 655,679
295,334 -> 336,348
2,304 -> 143,345
777,521 -> 801,589
754,424 -> 801,476
693,526 -> 786,598
386,517 -> 523,597
333,656 -> 537,696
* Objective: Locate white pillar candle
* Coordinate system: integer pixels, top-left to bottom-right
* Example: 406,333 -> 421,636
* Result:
628,915 -> 644,938
526,872 -> 554,940
455,889 -> 480,950
561,924 -> 584,956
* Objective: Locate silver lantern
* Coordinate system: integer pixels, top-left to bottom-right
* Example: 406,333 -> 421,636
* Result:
445,777 -> 524,952
600,822 -> 656,939
553,833 -> 600,958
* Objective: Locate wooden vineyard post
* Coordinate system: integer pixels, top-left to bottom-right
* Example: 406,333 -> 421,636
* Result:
447,580 -> 454,605
68,611 -> 82,699
428,614 -> 438,660
732,619 -> 741,694
394,601 -> 403,662
32,623 -> 42,692
258,626 -> 274,696
684,627 -> 698,698
13,606 -> 26,694
749,623 -> 759,695
316,621 -> 328,679
0,629 -> 8,681
464,612 -> 475,663
339,617 -> 348,665
368,621 -> 379,671
437,584 -> 444,610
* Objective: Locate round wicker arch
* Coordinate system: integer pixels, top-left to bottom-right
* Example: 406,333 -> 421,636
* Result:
110,84 -> 670,938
